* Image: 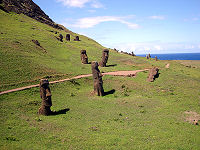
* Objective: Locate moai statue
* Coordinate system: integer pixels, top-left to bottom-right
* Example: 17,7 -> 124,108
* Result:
66,34 -> 70,41
74,36 -> 80,41
148,53 -> 151,58
147,67 -> 159,82
99,49 -> 109,67
155,56 -> 158,61
131,51 -> 135,56
91,61 -> 104,96
146,55 -> 149,59
80,50 -> 88,64
59,34 -> 63,42
38,79 -> 52,116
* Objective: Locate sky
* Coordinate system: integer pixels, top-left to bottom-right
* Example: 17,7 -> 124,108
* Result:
33,0 -> 200,54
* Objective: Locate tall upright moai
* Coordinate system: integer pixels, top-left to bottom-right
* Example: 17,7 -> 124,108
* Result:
99,49 -> 109,67
155,56 -> 158,61
91,61 -> 104,96
80,50 -> 88,64
66,34 -> 70,41
38,79 -> 52,116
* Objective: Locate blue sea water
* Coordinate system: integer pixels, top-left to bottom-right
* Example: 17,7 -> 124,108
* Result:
137,53 -> 200,60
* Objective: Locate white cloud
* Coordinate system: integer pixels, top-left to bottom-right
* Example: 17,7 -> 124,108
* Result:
149,16 -> 165,20
56,0 -> 103,8
108,42 -> 200,54
63,16 -> 139,29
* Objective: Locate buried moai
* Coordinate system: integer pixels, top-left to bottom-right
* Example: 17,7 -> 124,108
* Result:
74,36 -> 80,41
99,49 -> 109,67
66,34 -> 70,41
80,50 -> 88,64
38,79 -> 52,116
147,67 -> 159,82
58,34 -> 63,42
91,61 -> 104,96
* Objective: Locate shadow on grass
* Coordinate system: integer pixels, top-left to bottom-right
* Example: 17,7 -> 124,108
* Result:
104,89 -> 116,96
106,64 -> 117,67
52,108 -> 70,115
154,73 -> 160,80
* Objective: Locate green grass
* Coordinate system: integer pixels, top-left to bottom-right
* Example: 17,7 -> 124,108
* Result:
0,9 -> 200,150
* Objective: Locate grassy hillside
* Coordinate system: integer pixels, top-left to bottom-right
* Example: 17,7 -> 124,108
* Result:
0,10 -> 200,150
0,9 -> 154,91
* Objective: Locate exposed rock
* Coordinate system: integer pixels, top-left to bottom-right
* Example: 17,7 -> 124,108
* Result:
32,39 -> 40,46
99,49 -> 109,67
185,111 -> 200,125
1,0 -> 63,30
91,61 -> 104,96
66,34 -> 70,41
80,50 -> 88,64
147,67 -> 159,82
38,79 -> 52,116
165,63 -> 170,68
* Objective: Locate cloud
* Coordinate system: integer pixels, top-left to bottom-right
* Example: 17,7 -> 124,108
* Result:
149,16 -> 165,20
56,0 -> 103,8
109,41 -> 200,54
63,16 -> 139,29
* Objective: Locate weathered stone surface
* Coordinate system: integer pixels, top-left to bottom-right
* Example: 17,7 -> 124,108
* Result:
58,34 -> 63,42
74,36 -> 80,41
38,79 -> 52,115
146,55 -> 149,59
32,39 -> 41,46
80,50 -> 88,64
1,0 -> 63,29
91,61 -> 104,96
66,34 -> 70,41
147,67 -> 159,82
99,49 -> 109,67
155,56 -> 158,61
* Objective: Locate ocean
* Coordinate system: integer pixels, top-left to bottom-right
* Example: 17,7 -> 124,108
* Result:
137,53 -> 200,60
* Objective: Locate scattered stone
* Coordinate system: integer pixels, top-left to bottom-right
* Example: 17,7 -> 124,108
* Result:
165,63 -> 170,68
80,50 -> 88,64
74,36 -> 80,41
99,49 -> 109,67
32,39 -> 41,47
147,67 -> 159,82
38,79 -> 52,116
91,61 -> 104,96
66,34 -> 70,41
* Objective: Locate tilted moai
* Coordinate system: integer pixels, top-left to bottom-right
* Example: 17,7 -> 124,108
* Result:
147,67 -> 159,82
80,50 -> 88,64
99,49 -> 109,67
66,34 -> 70,41
74,36 -> 80,41
91,61 -> 104,96
38,79 -> 52,116
155,56 -> 158,61
59,34 -> 63,42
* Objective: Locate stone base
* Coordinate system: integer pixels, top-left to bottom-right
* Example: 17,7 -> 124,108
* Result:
38,106 -> 52,116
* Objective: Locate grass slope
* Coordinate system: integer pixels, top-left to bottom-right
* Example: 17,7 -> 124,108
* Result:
0,10 -> 200,150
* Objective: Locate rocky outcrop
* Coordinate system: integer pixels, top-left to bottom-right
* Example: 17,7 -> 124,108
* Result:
0,0 -> 62,30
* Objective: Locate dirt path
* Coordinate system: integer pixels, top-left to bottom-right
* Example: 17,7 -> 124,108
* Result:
0,69 -> 149,95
